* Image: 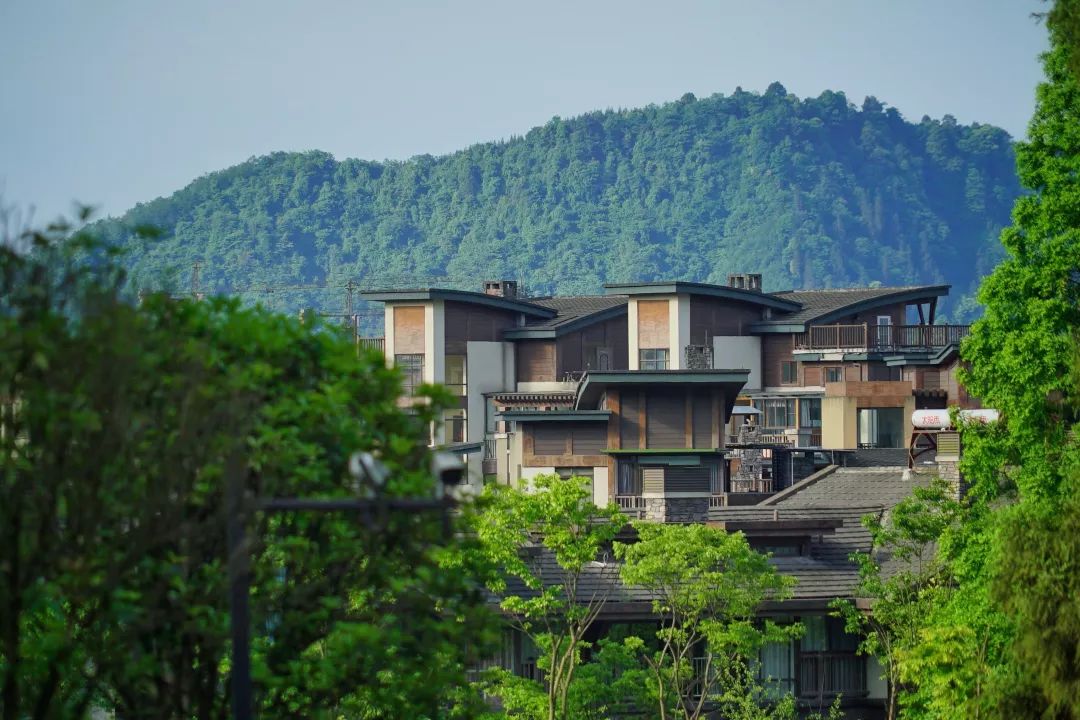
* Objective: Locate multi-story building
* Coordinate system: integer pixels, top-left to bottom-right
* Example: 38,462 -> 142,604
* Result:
361,275 -> 973,717
361,274 -> 972,500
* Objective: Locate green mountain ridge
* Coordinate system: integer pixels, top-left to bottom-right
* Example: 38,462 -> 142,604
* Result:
97,83 -> 1021,321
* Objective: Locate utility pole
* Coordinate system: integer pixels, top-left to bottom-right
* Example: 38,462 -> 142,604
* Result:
344,279 -> 358,342
191,262 -> 203,301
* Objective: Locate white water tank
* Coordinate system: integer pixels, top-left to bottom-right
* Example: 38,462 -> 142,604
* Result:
911,409 -> 1000,429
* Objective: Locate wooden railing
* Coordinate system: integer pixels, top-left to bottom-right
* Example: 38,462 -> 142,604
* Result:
797,653 -> 866,700
616,495 -> 647,513
794,324 -> 970,352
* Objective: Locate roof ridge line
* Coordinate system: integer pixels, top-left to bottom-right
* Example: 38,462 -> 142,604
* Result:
760,464 -> 840,506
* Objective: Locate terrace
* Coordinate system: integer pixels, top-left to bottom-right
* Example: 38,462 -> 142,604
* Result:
794,324 -> 969,353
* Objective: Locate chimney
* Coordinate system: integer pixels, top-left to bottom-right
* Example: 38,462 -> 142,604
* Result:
727,273 -> 763,292
483,280 -> 518,299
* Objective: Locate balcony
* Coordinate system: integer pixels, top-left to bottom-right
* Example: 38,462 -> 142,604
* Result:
797,653 -> 867,701
794,324 -> 970,352
615,495 -> 647,517
357,336 -> 385,352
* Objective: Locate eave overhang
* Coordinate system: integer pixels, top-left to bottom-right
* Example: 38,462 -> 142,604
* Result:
442,441 -> 483,455
575,369 -> 750,411
503,304 -> 628,339
358,288 -> 556,319
497,410 -> 612,422
751,285 -> 951,333
602,281 -> 801,313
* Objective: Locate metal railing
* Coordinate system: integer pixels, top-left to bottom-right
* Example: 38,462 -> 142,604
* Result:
797,653 -> 867,700
483,436 -> 497,460
794,324 -> 970,352
357,337 -> 385,352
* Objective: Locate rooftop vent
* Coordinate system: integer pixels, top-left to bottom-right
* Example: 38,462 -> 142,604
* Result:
727,273 -> 763,293
483,280 -> 518,299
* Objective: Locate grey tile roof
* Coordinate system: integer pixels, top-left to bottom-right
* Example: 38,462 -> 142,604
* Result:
764,285 -> 947,325
769,467 -> 929,510
491,468 -> 931,610
521,295 -> 628,331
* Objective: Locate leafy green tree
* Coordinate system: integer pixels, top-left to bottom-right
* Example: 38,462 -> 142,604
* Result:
832,481 -> 962,720
475,474 -> 624,720
893,4 -> 1080,718
615,522 -> 797,720
95,87 -> 1020,323
0,216 -> 496,719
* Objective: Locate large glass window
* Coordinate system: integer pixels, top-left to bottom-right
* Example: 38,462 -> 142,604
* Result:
858,407 -> 905,448
617,462 -> 642,495
799,398 -> 822,428
446,354 -> 467,396
395,354 -> 424,396
756,399 -> 796,428
639,348 -> 669,370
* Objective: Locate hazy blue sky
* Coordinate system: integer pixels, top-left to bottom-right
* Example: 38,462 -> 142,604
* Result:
0,0 -> 1049,223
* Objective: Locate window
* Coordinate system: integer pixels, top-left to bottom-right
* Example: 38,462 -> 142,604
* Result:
443,410 -> 467,444
824,366 -> 843,384
396,354 -> 424,395
639,348 -> 669,370
446,354 -> 467,396
781,361 -> 798,385
858,407 -> 904,448
617,462 -> 642,495
555,467 -> 594,480
758,399 -> 796,428
799,398 -> 822,428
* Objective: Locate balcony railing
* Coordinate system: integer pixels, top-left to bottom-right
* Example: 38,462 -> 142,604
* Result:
357,337 -> 385,352
616,495 -> 647,515
797,653 -> 866,700
794,324 -> 970,352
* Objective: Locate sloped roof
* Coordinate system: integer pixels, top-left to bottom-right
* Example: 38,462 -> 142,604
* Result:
505,295 -> 628,337
766,466 -> 929,509
759,285 -> 949,327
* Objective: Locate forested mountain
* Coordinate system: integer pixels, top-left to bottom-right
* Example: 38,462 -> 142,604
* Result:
97,83 -> 1020,320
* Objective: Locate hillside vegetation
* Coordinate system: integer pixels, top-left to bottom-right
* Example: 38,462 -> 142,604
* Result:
98,83 -> 1020,320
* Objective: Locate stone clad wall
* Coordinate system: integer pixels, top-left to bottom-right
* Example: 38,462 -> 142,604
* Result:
644,497 -> 709,523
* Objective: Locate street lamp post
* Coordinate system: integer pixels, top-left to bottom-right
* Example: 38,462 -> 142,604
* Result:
226,450 -> 464,720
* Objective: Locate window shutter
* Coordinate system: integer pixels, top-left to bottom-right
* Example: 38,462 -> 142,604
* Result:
664,466 -> 710,493
572,423 -> 606,455
642,467 -> 665,494
692,395 -> 713,448
646,392 -> 685,448
532,425 -> 568,455
621,393 -> 641,449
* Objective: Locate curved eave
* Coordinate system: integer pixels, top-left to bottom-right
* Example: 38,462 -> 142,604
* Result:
504,305 -> 628,339
602,282 -> 801,313
358,289 -> 557,318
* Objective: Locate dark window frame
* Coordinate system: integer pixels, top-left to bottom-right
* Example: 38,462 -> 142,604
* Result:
396,353 -> 424,396
781,361 -> 798,385
639,347 -> 670,371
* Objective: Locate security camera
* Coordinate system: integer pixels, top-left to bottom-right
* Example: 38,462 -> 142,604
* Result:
431,451 -> 466,487
349,451 -> 390,493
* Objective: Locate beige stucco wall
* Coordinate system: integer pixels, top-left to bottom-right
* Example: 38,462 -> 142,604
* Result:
821,396 -> 858,449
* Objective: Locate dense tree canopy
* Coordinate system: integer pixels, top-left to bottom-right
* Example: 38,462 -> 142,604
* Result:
96,87 -> 1019,321
0,220 -> 495,719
